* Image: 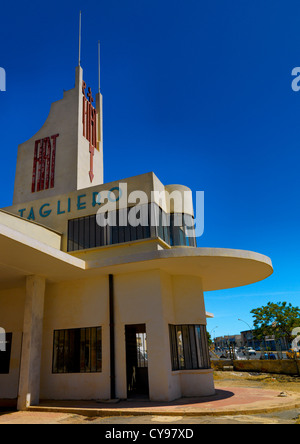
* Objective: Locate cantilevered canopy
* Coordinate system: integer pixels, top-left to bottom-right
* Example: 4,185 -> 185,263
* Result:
0,212 -> 273,291
86,248 -> 273,292
0,217 -> 85,288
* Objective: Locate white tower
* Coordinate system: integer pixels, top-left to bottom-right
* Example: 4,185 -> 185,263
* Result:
13,66 -> 104,205
13,15 -> 104,204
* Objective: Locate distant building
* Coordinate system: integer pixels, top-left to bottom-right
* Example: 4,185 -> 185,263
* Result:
241,330 -> 289,351
214,335 -> 242,348
240,330 -> 257,349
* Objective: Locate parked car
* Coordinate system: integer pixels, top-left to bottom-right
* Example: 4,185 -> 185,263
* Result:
248,349 -> 257,356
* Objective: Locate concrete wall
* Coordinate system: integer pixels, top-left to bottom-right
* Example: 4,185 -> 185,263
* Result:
0,270 -> 214,403
114,270 -> 214,401
40,276 -> 110,400
168,274 -> 214,398
38,270 -> 214,402
212,359 -> 300,376
114,270 -> 169,401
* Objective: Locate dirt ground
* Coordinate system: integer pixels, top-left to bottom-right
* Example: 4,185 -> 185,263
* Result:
214,370 -> 300,423
214,370 -> 300,394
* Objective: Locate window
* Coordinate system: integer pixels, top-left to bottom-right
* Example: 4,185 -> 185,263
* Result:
0,332 -> 12,374
67,203 -> 197,252
169,325 -> 210,371
136,332 -> 148,368
52,327 -> 102,374
170,214 -> 197,247
68,205 -> 152,252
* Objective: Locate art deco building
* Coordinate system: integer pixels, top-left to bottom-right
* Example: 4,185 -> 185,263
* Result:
0,63 -> 273,410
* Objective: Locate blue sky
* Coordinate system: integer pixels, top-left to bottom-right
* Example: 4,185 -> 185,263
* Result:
0,0 -> 300,337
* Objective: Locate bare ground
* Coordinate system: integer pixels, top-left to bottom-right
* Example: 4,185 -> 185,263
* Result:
214,370 -> 300,394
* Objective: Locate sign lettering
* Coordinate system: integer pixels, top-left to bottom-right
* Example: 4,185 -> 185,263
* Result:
32,134 -> 59,193
82,81 -> 97,183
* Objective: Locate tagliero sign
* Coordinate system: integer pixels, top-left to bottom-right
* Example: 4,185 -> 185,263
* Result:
0,328 -> 6,352
16,185 -> 205,237
0,67 -> 6,91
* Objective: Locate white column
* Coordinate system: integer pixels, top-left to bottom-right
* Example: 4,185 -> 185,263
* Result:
17,276 -> 45,410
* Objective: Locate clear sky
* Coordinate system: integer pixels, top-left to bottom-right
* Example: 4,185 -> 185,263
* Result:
0,0 -> 299,338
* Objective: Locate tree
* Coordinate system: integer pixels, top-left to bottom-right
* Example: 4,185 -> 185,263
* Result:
207,331 -> 213,347
251,302 -> 300,346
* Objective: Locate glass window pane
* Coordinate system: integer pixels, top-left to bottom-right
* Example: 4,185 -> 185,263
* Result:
89,216 -> 96,248
169,324 -> 210,372
72,219 -> 79,251
63,329 -> 70,373
90,328 -> 97,372
84,217 -> 90,249
111,210 -> 118,244
78,218 -> 85,250
182,325 -> 192,369
149,203 -> 158,238
58,330 -> 65,373
189,325 -> 198,369
136,332 -> 148,368
176,326 -> 185,370
52,331 -> 59,373
68,220 -> 74,252
96,327 -> 102,372
195,325 -> 211,369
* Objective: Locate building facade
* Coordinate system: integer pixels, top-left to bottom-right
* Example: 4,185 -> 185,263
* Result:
0,63 -> 273,409
214,335 -> 243,349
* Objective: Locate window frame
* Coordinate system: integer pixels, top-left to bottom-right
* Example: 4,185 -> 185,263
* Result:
67,204 -> 197,252
52,326 -> 102,374
169,324 -> 210,371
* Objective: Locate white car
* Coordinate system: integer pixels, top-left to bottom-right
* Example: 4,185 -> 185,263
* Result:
248,349 -> 256,356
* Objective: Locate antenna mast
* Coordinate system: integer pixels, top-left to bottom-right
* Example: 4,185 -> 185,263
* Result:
78,11 -> 82,66
98,41 -> 101,93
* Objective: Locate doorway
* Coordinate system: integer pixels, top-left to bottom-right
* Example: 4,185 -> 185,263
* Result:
125,324 -> 149,398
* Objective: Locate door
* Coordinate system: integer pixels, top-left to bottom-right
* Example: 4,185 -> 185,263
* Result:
125,324 -> 149,398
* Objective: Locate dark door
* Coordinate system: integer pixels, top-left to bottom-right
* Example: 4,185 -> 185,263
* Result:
125,324 -> 149,398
